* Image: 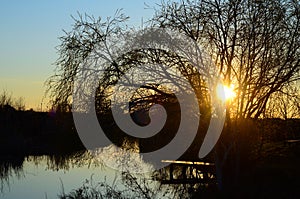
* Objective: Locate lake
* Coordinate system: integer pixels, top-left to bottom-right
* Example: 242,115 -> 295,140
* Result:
0,146 -> 184,199
1,153 -> 114,198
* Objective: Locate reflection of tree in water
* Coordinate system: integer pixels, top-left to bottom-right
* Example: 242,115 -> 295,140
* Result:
55,145 -> 216,198
0,150 -> 103,193
59,165 -> 216,199
59,170 -> 192,199
1,143 -> 217,198
28,150 -> 103,171
0,155 -> 24,192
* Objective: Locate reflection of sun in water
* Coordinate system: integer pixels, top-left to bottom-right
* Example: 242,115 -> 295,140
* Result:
217,84 -> 236,102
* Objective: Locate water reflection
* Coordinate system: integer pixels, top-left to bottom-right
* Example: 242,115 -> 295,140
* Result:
0,150 -> 103,197
91,140 -> 155,173
0,145 -> 216,199
27,151 -> 103,171
0,155 -> 25,192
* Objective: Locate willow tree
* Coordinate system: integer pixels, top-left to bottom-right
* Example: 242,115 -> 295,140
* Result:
47,10 -> 212,117
46,11 -> 129,111
47,8 -> 218,164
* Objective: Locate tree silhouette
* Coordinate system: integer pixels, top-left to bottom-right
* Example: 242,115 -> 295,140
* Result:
153,0 -> 300,119
47,11 -> 212,117
48,1 -> 299,121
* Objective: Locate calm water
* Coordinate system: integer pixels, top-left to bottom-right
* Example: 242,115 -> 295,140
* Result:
1,155 -> 117,199
0,146 -> 173,199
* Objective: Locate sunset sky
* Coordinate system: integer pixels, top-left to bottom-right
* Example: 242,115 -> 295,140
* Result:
0,0 -> 162,110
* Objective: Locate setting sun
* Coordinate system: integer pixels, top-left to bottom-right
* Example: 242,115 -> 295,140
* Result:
217,84 -> 236,102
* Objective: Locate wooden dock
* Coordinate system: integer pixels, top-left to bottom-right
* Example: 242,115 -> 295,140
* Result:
160,160 -> 216,185
285,139 -> 300,146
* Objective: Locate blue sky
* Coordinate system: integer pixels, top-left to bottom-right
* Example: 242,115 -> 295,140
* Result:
0,0 -> 163,110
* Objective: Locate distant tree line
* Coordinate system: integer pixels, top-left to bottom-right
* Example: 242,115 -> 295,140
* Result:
0,90 -> 25,111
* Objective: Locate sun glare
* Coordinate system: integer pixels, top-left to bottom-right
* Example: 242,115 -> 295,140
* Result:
217,84 -> 236,102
